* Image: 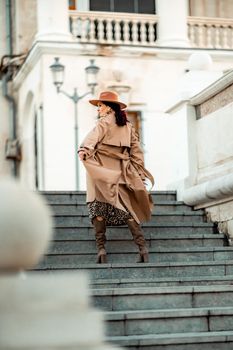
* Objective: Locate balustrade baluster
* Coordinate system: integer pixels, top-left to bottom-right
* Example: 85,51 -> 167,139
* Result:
123,20 -> 130,44
98,19 -> 105,43
197,24 -> 204,47
71,17 -> 79,38
215,25 -> 221,48
132,20 -> 138,44
140,20 -> 147,45
70,17 -> 75,37
189,24 -> 196,47
114,19 -> 121,43
229,25 -> 233,49
206,24 -> 213,48
231,25 -> 233,49
89,18 -> 96,42
222,25 -> 229,49
80,17 -> 88,42
106,19 -> 113,43
148,22 -> 154,45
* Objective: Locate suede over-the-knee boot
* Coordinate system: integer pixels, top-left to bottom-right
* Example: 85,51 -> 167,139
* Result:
93,216 -> 107,263
127,219 -> 149,263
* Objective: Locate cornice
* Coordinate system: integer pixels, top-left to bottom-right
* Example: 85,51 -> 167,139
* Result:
13,40 -> 233,90
13,40 -> 98,90
190,69 -> 233,106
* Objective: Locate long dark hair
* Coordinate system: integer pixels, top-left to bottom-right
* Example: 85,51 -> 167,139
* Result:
104,102 -> 128,126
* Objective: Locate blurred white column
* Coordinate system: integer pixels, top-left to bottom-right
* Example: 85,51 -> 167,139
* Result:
0,178 -> 120,350
35,0 -> 73,41
156,0 -> 190,47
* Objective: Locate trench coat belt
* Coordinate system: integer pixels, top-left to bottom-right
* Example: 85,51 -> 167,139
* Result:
84,147 -> 154,190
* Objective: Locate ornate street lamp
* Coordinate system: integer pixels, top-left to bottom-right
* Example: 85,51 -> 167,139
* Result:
50,57 -> 100,190
85,59 -> 100,94
49,57 -> 65,92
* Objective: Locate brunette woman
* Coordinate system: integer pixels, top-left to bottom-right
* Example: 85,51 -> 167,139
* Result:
78,91 -> 154,263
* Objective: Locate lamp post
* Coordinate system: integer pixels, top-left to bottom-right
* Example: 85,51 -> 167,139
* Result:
50,58 -> 100,190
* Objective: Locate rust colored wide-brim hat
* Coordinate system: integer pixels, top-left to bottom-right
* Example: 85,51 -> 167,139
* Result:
89,91 -> 127,109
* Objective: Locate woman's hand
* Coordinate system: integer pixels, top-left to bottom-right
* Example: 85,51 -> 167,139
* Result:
78,150 -> 86,161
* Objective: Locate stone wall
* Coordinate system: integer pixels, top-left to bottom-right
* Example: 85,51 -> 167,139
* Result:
182,70 -> 233,243
13,0 -> 37,54
196,83 -> 233,118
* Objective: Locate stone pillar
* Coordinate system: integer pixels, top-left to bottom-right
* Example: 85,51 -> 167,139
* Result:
0,273 -> 108,349
156,0 -> 190,47
35,0 -> 73,41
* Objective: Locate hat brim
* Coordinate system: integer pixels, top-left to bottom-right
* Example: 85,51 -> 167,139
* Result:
89,99 -> 127,110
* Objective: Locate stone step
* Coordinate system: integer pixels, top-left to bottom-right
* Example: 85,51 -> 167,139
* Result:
49,233 -> 226,250
33,260 -> 233,280
37,191 -> 233,349
53,213 -> 206,227
107,330 -> 233,349
90,275 -> 233,288
48,202 -> 202,215
42,247 -> 233,265
41,191 -> 177,203
53,223 -> 217,236
92,285 -> 233,311
105,306 -> 233,336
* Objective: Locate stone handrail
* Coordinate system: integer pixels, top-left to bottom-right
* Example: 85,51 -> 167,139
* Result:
187,16 -> 233,49
183,173 -> 233,208
69,10 -> 158,46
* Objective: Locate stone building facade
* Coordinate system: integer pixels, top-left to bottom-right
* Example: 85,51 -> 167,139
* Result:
1,0 -> 233,194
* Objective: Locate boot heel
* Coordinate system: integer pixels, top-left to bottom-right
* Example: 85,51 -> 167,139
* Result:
137,252 -> 149,263
142,252 -> 149,263
97,253 -> 107,264
127,219 -> 149,264
100,254 -> 107,263
96,249 -> 107,264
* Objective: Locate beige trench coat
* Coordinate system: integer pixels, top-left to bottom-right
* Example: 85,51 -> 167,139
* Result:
78,113 -> 154,224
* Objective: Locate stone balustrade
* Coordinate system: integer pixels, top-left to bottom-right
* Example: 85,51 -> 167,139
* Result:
70,11 -> 233,50
188,16 -> 233,49
69,11 -> 158,46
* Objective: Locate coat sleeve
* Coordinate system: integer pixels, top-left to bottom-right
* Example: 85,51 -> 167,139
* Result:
78,117 -> 109,156
130,127 -> 146,180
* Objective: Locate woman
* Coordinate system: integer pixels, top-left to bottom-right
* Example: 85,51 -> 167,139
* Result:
78,91 -> 154,264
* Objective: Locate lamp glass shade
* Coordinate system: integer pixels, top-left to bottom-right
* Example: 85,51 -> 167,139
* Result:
50,57 -> 65,88
85,59 -> 100,88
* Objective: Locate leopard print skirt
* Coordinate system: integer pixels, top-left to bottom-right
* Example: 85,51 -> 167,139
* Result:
88,200 -> 132,226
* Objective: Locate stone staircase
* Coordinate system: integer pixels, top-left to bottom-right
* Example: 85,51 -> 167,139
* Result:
37,191 -> 233,349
